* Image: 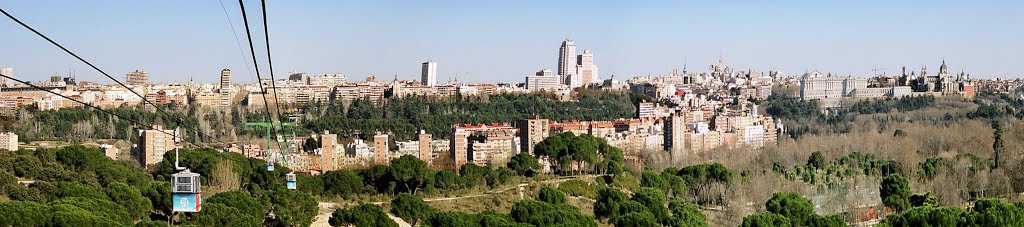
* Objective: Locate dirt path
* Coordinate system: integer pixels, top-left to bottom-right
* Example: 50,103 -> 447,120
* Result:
310,174 -> 604,226
311,202 -> 411,227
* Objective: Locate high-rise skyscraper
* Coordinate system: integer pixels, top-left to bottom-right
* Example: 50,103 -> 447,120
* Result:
125,70 -> 149,86
422,61 -> 437,86
219,69 -> 231,92
557,39 -> 576,85
576,49 -> 598,85
219,69 -> 231,106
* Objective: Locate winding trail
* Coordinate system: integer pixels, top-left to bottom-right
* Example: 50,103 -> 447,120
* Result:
310,174 -> 604,226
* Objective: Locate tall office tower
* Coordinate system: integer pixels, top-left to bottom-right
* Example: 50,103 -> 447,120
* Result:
373,134 -> 390,165
219,69 -> 231,91
219,69 -> 231,106
663,114 -> 686,163
134,125 -> 175,168
422,61 -> 437,86
557,39 -> 576,85
0,68 -> 11,87
450,128 -> 469,171
576,49 -> 598,85
418,130 -> 432,165
320,132 -> 337,171
519,118 -> 549,155
125,70 -> 149,86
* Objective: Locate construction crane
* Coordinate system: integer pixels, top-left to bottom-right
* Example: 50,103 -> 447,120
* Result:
871,67 -> 888,77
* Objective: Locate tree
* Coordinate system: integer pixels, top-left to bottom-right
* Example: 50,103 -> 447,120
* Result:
611,171 -> 641,192
992,122 -> 1004,169
0,201 -> 52,226
507,152 -> 540,176
205,190 -> 266,222
322,170 -> 364,196
48,197 -> 131,225
614,211 -> 660,227
740,212 -> 791,227
361,165 -> 393,194
879,206 -> 965,227
476,210 -> 520,227
667,199 -> 708,227
807,151 -> 826,169
423,211 -> 474,227
632,187 -> 669,224
390,193 -> 433,226
297,174 -> 325,196
661,171 -> 687,198
330,204 -> 398,227
641,169 -> 669,193
880,174 -> 911,213
459,163 -> 490,187
538,186 -> 566,204
534,133 -> 571,174
431,170 -> 462,191
49,203 -> 123,226
595,143 -> 625,175
594,187 -> 629,221
187,203 -> 261,227
103,182 -> 153,221
53,182 -> 107,201
965,199 -> 1024,226
142,181 -> 172,216
806,214 -> 846,227
267,190 -> 318,227
390,155 -> 430,194
510,200 -> 596,227
0,170 -> 16,193
909,192 -> 939,208
677,163 -> 734,206
764,192 -> 814,226
303,137 -> 319,152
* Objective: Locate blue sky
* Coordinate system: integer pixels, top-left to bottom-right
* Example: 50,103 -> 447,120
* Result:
1,1 -> 1021,84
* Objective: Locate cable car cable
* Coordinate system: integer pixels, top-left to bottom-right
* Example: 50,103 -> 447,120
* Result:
0,7 -> 227,146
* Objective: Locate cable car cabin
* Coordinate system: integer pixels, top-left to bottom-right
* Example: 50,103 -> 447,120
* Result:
171,169 -> 202,212
267,162 -> 275,172
286,172 -> 297,190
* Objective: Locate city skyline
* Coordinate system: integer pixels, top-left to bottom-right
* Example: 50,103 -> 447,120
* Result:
1,1 -> 1023,84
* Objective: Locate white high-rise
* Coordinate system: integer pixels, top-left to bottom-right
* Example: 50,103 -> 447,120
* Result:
576,49 -> 598,85
421,61 -> 437,86
219,69 -> 231,92
557,39 -> 576,86
125,70 -> 149,86
526,69 -> 559,91
219,69 -> 231,106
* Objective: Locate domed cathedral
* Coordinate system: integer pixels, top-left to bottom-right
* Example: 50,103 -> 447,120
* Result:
910,60 -> 975,97
938,60 -> 959,95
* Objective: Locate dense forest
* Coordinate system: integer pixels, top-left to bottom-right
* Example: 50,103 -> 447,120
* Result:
2,92 -> 639,144
302,92 -> 638,141
0,145 -> 317,226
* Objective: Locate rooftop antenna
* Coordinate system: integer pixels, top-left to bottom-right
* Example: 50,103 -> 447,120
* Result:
683,57 -> 688,74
